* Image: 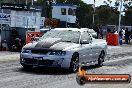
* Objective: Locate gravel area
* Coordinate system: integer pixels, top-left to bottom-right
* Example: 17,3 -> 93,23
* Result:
0,51 -> 19,62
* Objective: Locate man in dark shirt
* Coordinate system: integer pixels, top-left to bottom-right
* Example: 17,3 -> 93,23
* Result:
125,28 -> 129,44
128,30 -> 131,44
93,25 -> 99,39
131,29 -> 132,39
119,29 -> 123,45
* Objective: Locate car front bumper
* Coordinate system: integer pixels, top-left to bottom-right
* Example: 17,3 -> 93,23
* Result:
20,52 -> 73,69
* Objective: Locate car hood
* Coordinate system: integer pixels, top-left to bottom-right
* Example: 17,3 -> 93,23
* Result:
23,38 -> 78,50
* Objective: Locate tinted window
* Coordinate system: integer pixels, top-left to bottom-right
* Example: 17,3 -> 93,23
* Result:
68,8 -> 73,15
81,31 -> 90,43
61,8 -> 66,15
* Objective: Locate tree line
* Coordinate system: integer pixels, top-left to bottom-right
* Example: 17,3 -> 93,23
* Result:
1,0 -> 132,28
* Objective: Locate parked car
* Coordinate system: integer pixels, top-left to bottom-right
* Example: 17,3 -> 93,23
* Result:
20,28 -> 107,72
82,28 -> 97,38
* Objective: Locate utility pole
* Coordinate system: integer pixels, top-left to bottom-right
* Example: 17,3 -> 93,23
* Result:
118,0 -> 123,33
47,0 -> 52,18
26,0 -> 28,5
93,0 -> 95,26
32,0 -> 34,5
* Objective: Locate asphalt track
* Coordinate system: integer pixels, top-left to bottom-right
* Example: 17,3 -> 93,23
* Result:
0,45 -> 132,88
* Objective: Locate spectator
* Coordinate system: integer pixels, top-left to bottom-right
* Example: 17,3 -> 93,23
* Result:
119,29 -> 123,45
131,29 -> 132,39
107,28 -> 111,33
100,29 -> 103,39
93,25 -> 99,39
2,39 -> 8,51
128,30 -> 131,44
125,28 -> 129,44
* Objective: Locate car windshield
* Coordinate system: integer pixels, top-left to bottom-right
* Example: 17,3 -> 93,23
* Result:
40,30 -> 81,43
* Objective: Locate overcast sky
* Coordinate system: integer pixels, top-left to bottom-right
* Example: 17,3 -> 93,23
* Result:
82,0 -> 125,15
82,0 -> 115,7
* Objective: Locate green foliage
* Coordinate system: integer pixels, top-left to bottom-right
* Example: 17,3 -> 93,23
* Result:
125,6 -> 132,25
96,5 -> 119,26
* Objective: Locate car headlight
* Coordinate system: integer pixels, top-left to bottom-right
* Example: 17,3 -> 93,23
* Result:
49,51 -> 66,56
22,49 -> 31,53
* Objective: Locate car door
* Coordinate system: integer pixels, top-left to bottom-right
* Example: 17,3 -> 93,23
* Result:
88,33 -> 100,62
90,42 -> 99,62
79,31 -> 93,64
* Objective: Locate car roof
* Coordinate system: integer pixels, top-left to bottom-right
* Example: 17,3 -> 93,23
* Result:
52,28 -> 89,32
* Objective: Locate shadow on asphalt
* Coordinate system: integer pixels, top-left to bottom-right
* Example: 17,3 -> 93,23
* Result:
17,65 -> 100,75
81,65 -> 100,71
18,67 -> 71,75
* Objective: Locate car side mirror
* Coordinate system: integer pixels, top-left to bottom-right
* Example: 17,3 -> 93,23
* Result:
80,40 -> 89,44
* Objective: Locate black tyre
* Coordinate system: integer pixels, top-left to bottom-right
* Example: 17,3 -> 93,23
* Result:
21,64 -> 33,69
97,51 -> 105,67
70,54 -> 79,73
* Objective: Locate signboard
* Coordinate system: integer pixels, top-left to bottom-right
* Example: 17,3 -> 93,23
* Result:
40,17 -> 45,26
0,13 -> 10,25
29,5 -> 42,12
10,10 -> 42,28
26,31 -> 40,44
11,11 -> 28,28
1,3 -> 28,11
1,3 -> 42,12
27,16 -> 36,28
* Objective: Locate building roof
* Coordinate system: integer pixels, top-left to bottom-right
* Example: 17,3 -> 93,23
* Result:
52,28 -> 88,32
51,4 -> 78,7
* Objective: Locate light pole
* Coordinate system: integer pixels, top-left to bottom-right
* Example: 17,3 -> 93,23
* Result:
46,0 -> 52,18
32,0 -> 37,5
93,0 -> 95,26
118,0 -> 123,34
26,0 -> 28,5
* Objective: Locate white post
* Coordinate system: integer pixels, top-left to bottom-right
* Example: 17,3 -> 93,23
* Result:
32,0 -> 34,5
118,0 -> 123,33
26,0 -> 28,5
93,0 -> 95,25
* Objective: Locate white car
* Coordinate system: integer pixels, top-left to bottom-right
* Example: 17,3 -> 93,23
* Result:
20,28 -> 107,72
82,28 -> 97,38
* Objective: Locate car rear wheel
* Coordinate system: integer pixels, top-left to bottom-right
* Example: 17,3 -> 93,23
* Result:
97,51 -> 105,67
70,54 -> 79,73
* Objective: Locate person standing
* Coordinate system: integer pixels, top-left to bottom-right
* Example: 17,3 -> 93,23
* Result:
125,28 -> 129,44
100,29 -> 103,39
119,29 -> 123,45
128,30 -> 131,44
93,25 -> 99,39
131,29 -> 132,40
2,39 -> 8,51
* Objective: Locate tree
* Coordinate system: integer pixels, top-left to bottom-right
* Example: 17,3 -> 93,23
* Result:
96,5 -> 119,26
103,0 -> 112,7
125,6 -> 132,25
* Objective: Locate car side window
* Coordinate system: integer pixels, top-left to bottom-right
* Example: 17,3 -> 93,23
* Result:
81,31 -> 90,44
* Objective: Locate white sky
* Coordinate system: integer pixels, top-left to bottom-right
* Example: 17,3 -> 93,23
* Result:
82,0 -> 115,7
82,0 -> 125,15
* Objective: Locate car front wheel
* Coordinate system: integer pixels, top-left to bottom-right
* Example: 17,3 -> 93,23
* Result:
70,54 -> 79,72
